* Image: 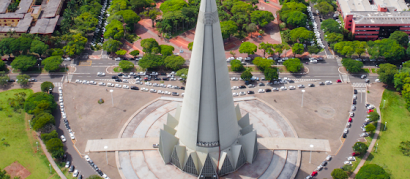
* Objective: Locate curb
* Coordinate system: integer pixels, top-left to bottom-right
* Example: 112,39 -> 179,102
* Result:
106,66 -> 116,75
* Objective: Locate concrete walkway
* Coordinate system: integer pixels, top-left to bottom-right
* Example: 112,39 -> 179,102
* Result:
38,136 -> 67,179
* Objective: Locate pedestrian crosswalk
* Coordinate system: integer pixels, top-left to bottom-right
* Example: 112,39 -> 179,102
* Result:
53,82 -> 62,87
352,83 -> 369,88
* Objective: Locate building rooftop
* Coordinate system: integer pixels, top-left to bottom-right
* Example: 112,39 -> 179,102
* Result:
15,0 -> 34,14
338,0 -> 408,15
353,11 -> 410,24
0,14 -> 32,32
31,6 -> 41,15
0,13 -> 25,19
0,0 -> 12,14
30,15 -> 59,34
42,0 -> 62,18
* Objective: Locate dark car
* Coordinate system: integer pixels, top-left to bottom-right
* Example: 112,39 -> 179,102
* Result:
63,154 -> 67,161
239,85 -> 246,89
353,99 -> 357,104
288,80 -> 295,83
154,77 -> 161,80
8,79 -> 15,82
308,83 -> 315,87
115,78 -> 122,82
258,82 -> 265,86
265,89 -> 272,92
180,86 -> 185,90
111,75 -> 119,79
162,77 -> 169,81
78,175 -> 83,179
319,82 -> 325,85
247,91 -> 255,94
321,161 -> 328,166
131,86 -> 139,90
97,170 -> 103,176
160,72 -> 166,75
172,92 -> 179,96
144,77 -> 151,81
118,73 -> 124,76
354,89 -> 357,94
69,165 -> 74,172
133,75 -> 140,79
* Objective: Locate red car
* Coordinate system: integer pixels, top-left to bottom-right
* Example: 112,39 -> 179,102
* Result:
352,152 -> 359,156
367,109 -> 374,113
348,118 -> 352,122
337,79 -> 342,83
311,171 -> 318,176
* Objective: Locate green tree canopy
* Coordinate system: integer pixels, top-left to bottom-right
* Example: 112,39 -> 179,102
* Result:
0,75 -> 8,87
314,1 -> 334,17
75,12 -> 99,33
63,33 -> 88,57
287,11 -> 307,28
160,45 -> 175,56
0,59 -> 5,71
11,55 -> 36,71
307,45 -> 321,54
119,60 -> 135,71
283,58 -> 303,72
356,164 -> 390,179
138,54 -> 164,69
352,142 -> 368,154
321,19 -> 341,33
289,27 -> 314,43
231,1 -> 254,14
41,81 -> 55,92
115,49 -> 127,56
32,112 -> 55,131
45,138 -> 64,158
143,8 -> 162,27
16,74 -> 30,86
253,57 -> 274,71
239,42 -> 257,56
325,32 -> 343,45
176,68 -> 188,80
394,72 -> 410,91
141,38 -> 160,54
108,0 -> 128,13
160,0 -> 188,13
230,59 -> 245,72
24,92 -> 56,114
51,48 -> 64,56
279,2 -> 307,22
0,37 -> 15,56
104,20 -> 125,40
103,39 -> 122,53
164,55 -> 185,70
130,0 -> 155,12
377,63 -> 397,86
368,111 -> 380,122
130,50 -> 140,57
42,56 -> 63,71
264,67 -> 278,81
220,20 -> 238,39
17,37 -> 33,54
241,70 -> 253,81
115,10 -> 141,25
250,10 -> 274,27
272,44 -> 290,57
341,58 -> 363,73
41,130 -> 58,143
259,42 -> 273,57
365,123 -> 376,133
367,39 -> 405,61
188,42 -> 193,51
79,3 -> 103,16
292,43 -> 304,56
30,40 -> 49,57
389,30 -> 409,47
399,141 -> 410,156
331,168 -> 348,179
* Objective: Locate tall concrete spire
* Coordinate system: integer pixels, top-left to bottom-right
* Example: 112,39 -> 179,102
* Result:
158,0 -> 258,177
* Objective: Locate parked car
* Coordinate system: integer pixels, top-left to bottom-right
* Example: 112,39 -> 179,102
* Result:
73,169 -> 79,177
172,92 -> 179,96
247,91 -> 255,94
60,135 -> 66,142
65,161 -> 71,168
130,86 -> 139,90
298,84 -> 305,88
265,89 -> 272,92
272,87 -> 279,91
97,72 -> 106,76
258,89 -> 265,93
69,165 -> 74,172
232,93 -> 238,96
98,82 -> 106,86
319,82 -> 325,85
289,86 -> 296,90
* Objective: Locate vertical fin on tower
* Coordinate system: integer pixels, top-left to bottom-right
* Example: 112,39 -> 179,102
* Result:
238,113 -> 250,128
240,124 -> 254,135
159,129 -> 179,163
238,130 -> 258,164
166,113 -> 178,129
235,104 -> 242,120
163,124 -> 177,135
218,151 -> 234,176
174,105 -> 181,121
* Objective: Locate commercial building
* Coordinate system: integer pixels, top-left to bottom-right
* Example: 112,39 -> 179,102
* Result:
337,0 -> 410,40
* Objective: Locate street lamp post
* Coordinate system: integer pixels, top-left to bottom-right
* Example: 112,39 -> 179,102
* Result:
309,144 -> 314,164
301,90 -> 306,107
36,142 -> 38,151
38,64 -> 40,71
109,89 -> 114,107
383,100 -> 386,108
384,122 -> 387,131
28,120 -> 31,129
104,146 -> 108,165
49,164 -> 51,174
375,143 -> 378,153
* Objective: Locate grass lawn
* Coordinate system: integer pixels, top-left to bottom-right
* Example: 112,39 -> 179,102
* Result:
362,68 -> 370,73
113,67 -> 123,73
364,90 -> 410,178
371,68 -> 378,73
0,89 -> 59,179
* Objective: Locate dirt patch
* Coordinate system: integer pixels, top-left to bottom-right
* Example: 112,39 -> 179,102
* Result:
4,161 -> 31,179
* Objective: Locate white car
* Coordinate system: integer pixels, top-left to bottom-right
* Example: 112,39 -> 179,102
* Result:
115,57 -> 121,61
280,86 -> 287,90
375,79 -> 380,82
145,82 -> 152,86
123,79 -> 129,83
350,112 -> 354,117
231,86 -> 238,90
89,81 -> 97,85
123,75 -> 130,79
326,155 -> 332,161
353,95 -> 357,99
97,72 -> 106,76
69,132 -> 75,140
102,173 -> 110,179
82,80 -> 89,84
360,132 -> 369,137
164,91 -> 171,95
325,81 -> 332,85
232,93 -> 238,96
159,84 -> 166,88
98,82 -> 106,86
123,85 -> 129,89
59,98 -> 63,102
75,79 -> 81,83
65,161 -> 70,168
153,83 -> 159,87
158,90 -> 164,94
248,84 -> 255,88
344,161 -> 352,165
167,84 -> 173,88
258,89 -> 265,93
107,83 -> 114,87
150,89 -> 157,93
84,155 -> 91,162
170,78 -> 177,81
73,169 -> 79,177
239,91 -> 246,96
115,84 -> 122,88
141,87 -> 148,92
231,77 -> 238,81
60,135 -> 66,142
347,156 -> 356,161
288,86 -> 296,90
64,57 -> 71,61
181,93 -> 184,97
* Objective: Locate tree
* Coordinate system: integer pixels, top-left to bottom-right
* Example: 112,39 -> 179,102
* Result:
399,140 -> 410,156
356,164 -> 390,179
104,20 -> 124,40
176,68 -> 188,80
130,50 -> 140,57
0,168 -> 11,179
24,92 -> 56,114
287,11 -> 307,28
314,1 -> 334,17
160,0 -> 188,13
264,67 -> 278,81
403,60 -> 410,68
117,60 -> 134,71
250,10 -> 274,28
141,38 -> 160,54
307,45 -> 321,55
241,70 -> 252,81
32,112 -> 55,131
365,123 -> 376,133
403,84 -> 410,110
17,37 -> 33,54
42,56 -> 63,71
220,21 -> 238,39
231,1 -> 254,14
143,8 -> 162,27
0,75 -> 9,87
188,42 -> 193,51
352,142 -> 368,154
41,81 -> 54,92
389,31 -> 409,47
321,19 -> 341,33
325,32 -> 343,45
41,130 -> 58,143
160,45 -> 175,56
239,42 -> 257,56
230,60 -> 244,72
368,111 -> 380,122
51,48 -> 64,56
272,44 -> 290,57
45,138 -> 64,158
283,58 -> 303,72
394,72 -> 410,91
0,60 -> 5,71
103,39 -> 122,53
63,33 -> 88,57
138,54 -> 164,69
108,0 -> 128,13
341,58 -> 363,73
252,57 -> 274,71
75,12 -> 99,33
30,40 -> 49,57
259,42 -> 273,57
164,55 -> 185,70
377,63 -> 397,86
115,49 -> 127,56
279,2 -> 307,22
130,0 -> 155,12
292,43 -> 304,57
289,27 -> 314,44
367,39 -> 405,61
354,41 -> 367,57
246,23 -> 258,37
115,10 -> 141,25
11,55 -> 36,71
331,168 -> 348,179
16,74 -> 30,86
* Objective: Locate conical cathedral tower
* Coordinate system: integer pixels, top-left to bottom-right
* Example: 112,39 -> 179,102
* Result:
158,0 -> 258,177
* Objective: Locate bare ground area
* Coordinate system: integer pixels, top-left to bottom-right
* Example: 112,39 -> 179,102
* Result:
4,161 -> 31,179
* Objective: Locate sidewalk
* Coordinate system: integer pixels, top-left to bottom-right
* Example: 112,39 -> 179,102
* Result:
38,135 -> 67,179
